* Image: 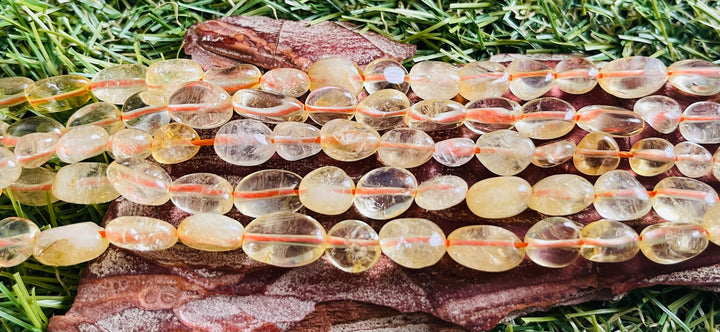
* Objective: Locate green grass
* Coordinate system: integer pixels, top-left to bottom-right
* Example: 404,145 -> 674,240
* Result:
1,0 -> 720,331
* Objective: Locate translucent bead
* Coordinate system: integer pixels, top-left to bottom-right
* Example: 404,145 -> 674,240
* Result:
146,59 -> 203,96
169,173 -> 234,215
14,133 -> 58,168
379,218 -> 446,268
56,125 -> 109,163
714,148 -> 720,181
304,86 -> 356,125
576,105 -> 644,137
529,174 -> 594,216
9,168 -> 57,206
573,132 -> 620,176
326,220 -> 381,273
702,204 -> 720,246
525,217 -> 581,268
679,101 -> 720,144
0,217 -> 39,267
121,90 -> 169,134
233,170 -> 303,218
203,64 -> 261,94
0,77 -> 32,117
354,167 -> 417,220
447,225 -> 523,272
105,216 -> 177,251
639,222 -> 707,264
177,213 -> 244,251
408,61 -> 460,100
405,100 -> 466,131
580,220 -> 639,263
378,128 -> 434,168
464,97 -> 521,134
33,222 -> 108,266
107,158 -> 171,206
232,89 -> 306,123
629,138 -> 675,176
167,81 -> 233,129
667,59 -> 720,96
515,97 -> 576,139
320,119 -> 380,162
0,147 -> 20,189
415,175 -> 468,211
362,58 -> 409,94
214,119 -> 274,166
532,139 -> 576,168
90,64 -> 148,105
593,170 -> 651,221
598,56 -> 667,99
25,75 -> 91,113
466,176 -> 531,218
633,95 -> 681,134
675,142 -> 712,178
475,129 -> 534,176
151,123 -> 200,164
653,177 -> 718,224
355,89 -> 409,130
52,163 -> 119,204
108,128 -> 153,159
432,138 -> 475,167
271,122 -> 321,161
260,68 -> 310,97
554,57 -> 598,94
298,166 -> 354,215
242,212 -> 326,267
507,59 -> 554,100
4,116 -> 63,147
459,61 -> 509,100
67,102 -> 124,135
308,57 -> 364,95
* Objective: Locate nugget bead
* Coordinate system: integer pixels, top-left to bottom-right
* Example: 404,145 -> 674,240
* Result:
304,86 -> 356,125
146,59 -> 203,96
10,168 -> 57,206
525,217 -> 581,268
355,89 -> 409,130
260,68 -> 310,97
67,102 -> 124,135
405,100 -> 466,131
464,97 -> 521,134
232,89 -> 306,123
633,95 -> 681,134
679,101 -> 720,144
233,170 -> 303,218
4,116 -> 64,147
242,212 -> 326,267
0,217 -> 39,267
214,119 -> 274,166
652,177 -> 718,224
531,139 -> 576,168
674,142 -> 712,178
33,222 -> 109,266
151,123 -> 200,164
554,57 -> 598,94
0,147 -> 20,189
414,175 -> 468,211
702,205 -> 720,246
598,56 -> 667,99
105,216 -> 177,251
0,77 -> 32,116
507,59 -> 554,100
362,58 -> 409,94
326,220 -> 381,273
432,138 -> 475,167
320,119 -> 380,162
573,132 -> 620,176
308,57 -> 364,95
354,167 -> 417,220
106,158 -> 171,206
639,223 -> 708,264
629,138 -> 675,176
447,225 -> 524,272
593,170 -> 651,221
575,105 -> 645,137
459,61 -> 509,100
667,59 -> 720,96
379,218 -> 446,269
169,173 -> 234,215
271,122 -> 321,161
408,61 -> 460,100
475,129 -> 534,176
377,128 -> 434,168
56,125 -> 109,163
121,90 -> 169,134
203,64 -> 262,94
515,97 -> 576,139
529,174 -> 594,216
90,64 -> 148,105
25,75 -> 91,113
466,176 -> 531,219
14,133 -> 58,168
580,220 -> 639,263
298,166 -> 354,215
167,81 -> 233,129
177,214 -> 244,251
107,128 -> 152,159
52,163 -> 119,204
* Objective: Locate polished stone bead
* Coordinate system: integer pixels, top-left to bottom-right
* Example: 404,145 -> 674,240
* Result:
299,166 -> 354,215
515,97 -> 576,139
14,132 -> 58,168
0,147 -> 20,190
675,142 -> 712,178
304,86 -> 356,125
146,59 -> 203,96
308,57 -> 364,95
0,77 -> 32,118
169,173 -> 234,215
167,81 -> 233,129
25,75 -> 91,113
464,97 -> 521,134
475,129 -> 534,176
0,217 -> 39,267
629,138 -> 675,176
320,119 -> 381,162
105,216 -> 177,251
354,167 -> 417,220
4,116 -> 64,147
203,64 -> 261,94
233,170 -> 303,218
653,177 -> 718,224
525,217 -> 581,268
355,89 -> 410,130
529,174 -> 594,216
459,61 -> 509,100
214,119 -> 274,166
573,132 -> 620,176
378,128 -> 434,168
107,158 -> 171,206
67,102 -> 124,135
406,99 -> 466,131
151,123 -> 200,164
52,163 -> 120,204
56,125 -> 109,163
593,170 -> 651,221
580,219 -> 639,263
33,222 -> 109,266
326,219 -> 381,273
271,122 -> 321,161
507,59 -> 554,100
260,68 -> 310,97
531,139 -> 576,168
177,213 -> 244,251
554,57 -> 598,94
447,225 -> 524,272
633,95 -> 681,134
90,64 -> 148,105
242,212 -> 326,267
379,218 -> 446,269
415,175 -> 468,211
108,128 -> 153,160
232,89 -> 306,123
9,168 -> 58,206
679,101 -> 720,144
598,56 -> 667,99
667,59 -> 720,96
433,138 -> 476,167
363,58 -> 409,94
576,105 -> 644,137
121,90 -> 169,134
639,222 -> 708,264
702,204 -> 720,246
466,176 -> 531,219
408,61 -> 460,100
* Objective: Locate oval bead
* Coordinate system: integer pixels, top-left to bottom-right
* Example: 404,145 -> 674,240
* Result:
674,142 -> 712,178
14,132 -> 58,168
4,116 -> 64,147
525,217 -> 581,268
702,204 -> 720,246
529,174 -> 594,216
652,177 -> 718,224
598,56 -> 667,99
531,139 -> 576,168
459,61 -> 509,100
105,216 -> 178,251
362,58 -> 409,94
259,68 -> 310,97
167,81 -> 233,129
679,101 -> 720,144
33,222 -> 109,266
554,57 -> 598,94
0,77 -> 32,117
320,119 -> 380,162
67,102 -> 124,134
0,147 -> 21,189
233,170 -> 303,218
242,212 -> 326,267
667,59 -> 720,96
408,61 -> 460,100
354,167 -> 417,220
379,218 -> 446,269
447,225 -> 524,272
378,128 -> 434,168
639,222 -> 708,264
169,173 -> 234,215
203,64 -> 262,94
593,170 -> 651,221
121,90 -> 169,134
576,105 -> 644,137
214,119 -> 274,166
415,175 -> 468,211
633,95 -> 681,134
405,99 -> 466,131
299,166 -> 354,215
107,158 -> 172,206
515,97 -> 576,139
146,59 -> 203,96
475,129 -> 534,176
466,176 -> 531,219
271,122 -> 321,161
108,128 -> 153,160
629,138 -> 675,176
10,168 -> 58,206
464,97 -> 521,134
308,57 -> 364,95
580,220 -> 639,263
25,75 -> 91,113
326,220 -> 381,273
232,89 -> 306,123
151,123 -> 200,164
56,125 -> 109,163
0,217 -> 40,267
52,163 -> 119,204
433,138 -> 476,167
507,59 -> 554,100
177,214 -> 244,251
304,86 -> 356,125
90,64 -> 148,105
573,132 -> 620,176
355,89 -> 410,130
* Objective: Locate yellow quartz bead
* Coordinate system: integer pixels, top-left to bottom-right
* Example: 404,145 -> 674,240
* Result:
233,169 -> 303,218
475,129 -> 535,176
580,220 -> 639,263
9,168 -> 58,206
203,64 -> 262,94
146,59 -> 204,96
151,123 -> 201,164
67,102 -> 124,135
214,119 -> 274,166
25,75 -> 91,113
379,218 -> 446,269
466,176 -> 531,219
415,175 -> 468,211
529,174 -> 594,216
0,77 -> 32,118
531,139 -> 576,168
106,158 -> 172,206
304,86 -> 356,125
629,138 -> 675,177
459,61 -> 509,100
433,138 -> 476,167
52,163 -> 120,204
633,95 -> 681,134
652,177 -> 718,224
377,128 -> 434,168
639,222 -> 708,265
355,89 -> 410,130
260,68 -> 310,97
177,214 -> 244,251
593,170 -> 651,221
56,125 -> 109,164
325,220 -> 381,273
507,59 -> 554,100
308,57 -> 363,95
298,166 -> 354,215
4,116 -> 64,147
464,97 -> 521,135
354,167 -> 417,220
575,105 -> 644,137
0,147 -> 21,190
667,59 -> 720,96
515,97 -> 576,139
14,132 -> 58,168
679,101 -> 720,144
167,81 -> 233,129
320,119 -> 381,162
242,212 -> 326,267
90,64 -> 148,105
169,173 -> 234,215
121,90 -> 169,134
405,99 -> 466,132
447,225 -> 524,272
362,58 -> 409,94
105,216 -> 178,251
702,204 -> 720,246
232,89 -> 306,123
107,128 -> 153,160
554,57 -> 598,94
525,217 -> 581,268
0,217 -> 40,267
408,61 -> 460,100
597,56 -> 667,99
271,122 -> 322,161
573,132 -> 620,176
674,142 -> 712,178
33,222 -> 109,266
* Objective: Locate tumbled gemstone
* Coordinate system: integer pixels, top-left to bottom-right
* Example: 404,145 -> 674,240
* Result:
529,174 -> 594,215
355,89 -> 409,130
459,61 -> 509,100
675,142 -> 712,178
0,77 -> 32,117
714,148 -> 720,181
702,204 -> 720,246
271,122 -> 321,161
679,101 -> 720,144
13,132 -> 58,168
0,217 -> 40,267
177,213 -> 244,251
466,176 -> 531,219
4,116 -> 64,147
151,123 -> 200,164
260,68 -> 310,97
308,57 -> 364,95
580,220 -> 639,263
629,138 -> 675,176
464,97 -> 521,134
447,225 -> 524,272
633,95 -> 681,134
33,222 -> 109,266
52,163 -> 119,204
415,175 -> 468,211
475,129 -> 534,176
515,97 -> 576,139
146,59 -> 204,96
507,59 -> 554,100
67,102 -> 124,134
653,177 -> 718,223
242,212 -> 326,267
667,59 -> 720,96
598,56 -> 667,99
525,217 -> 581,268
299,166 -> 354,215
169,173 -> 234,215
107,158 -> 171,206
203,64 -> 261,94
573,132 -> 620,176
90,64 -> 148,105
378,128 -> 434,168
326,219 -> 381,273
167,81 -> 233,129
531,139 -> 576,168
408,61 -> 460,100
232,89 -> 306,123
304,86 -> 356,125
214,119 -> 274,166
593,170 -> 651,220
56,125 -> 109,163
362,58 -> 409,94
25,75 -> 91,113
554,57 -> 598,94
108,128 -> 153,160
379,218 -> 446,268
121,90 -> 169,134
406,100 -> 466,131
233,169 -> 303,218
320,119 -> 380,162
433,138 -> 476,167
639,222 -> 707,264
105,216 -> 177,251
10,168 -> 57,206
354,167 -> 417,220
0,147 -> 21,189
576,105 -> 644,137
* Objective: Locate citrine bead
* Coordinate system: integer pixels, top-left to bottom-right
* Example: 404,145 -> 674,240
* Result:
702,204 -> 720,246
107,157 -> 172,206
408,61 -> 460,100
304,86 -> 356,125
415,175 -> 468,211
447,225 -> 524,272
573,132 -> 620,176
107,128 -> 153,160
378,128 -> 434,168
260,68 -> 310,97
525,217 -> 581,268
169,173 -> 234,215
466,176 -> 531,219
629,138 -> 675,176
379,218 -> 446,269
9,168 -> 57,206
25,75 -> 91,113
667,59 -> 720,96
177,213 -> 244,251
633,95 -> 681,134
515,97 -> 576,139
433,138 -> 475,167
406,99 -> 466,132
639,222 -> 708,265
299,166 -> 354,215
232,89 -> 306,123
203,64 -> 261,94
674,142 -> 712,178
320,119 -> 380,162
529,174 -> 594,216
507,59 -> 554,100
271,122 -> 321,161
214,119 -> 274,166
598,56 -> 667,99
33,222 -> 109,266
354,167 -> 417,220
308,57 -> 364,95
653,177 -> 718,224
362,58 -> 409,94
575,105 -> 644,137
554,57 -> 598,94
459,61 -> 509,100
4,116 -> 64,147
14,132 -> 58,168
0,147 -> 20,190
242,212 -> 326,267
67,102 -> 124,135
593,170 -> 651,221
580,220 -> 639,263
151,123 -> 200,164
326,219 -> 381,273
167,81 -> 233,129
355,89 -> 409,130
146,59 -> 203,96
475,129 -> 534,176
90,64 -> 148,105
233,169 -> 303,218
0,217 -> 39,267
464,97 -> 521,134
56,125 -> 109,164
52,163 -> 119,204
121,90 -> 169,134
0,77 -> 32,117
678,101 -> 720,144
531,139 -> 576,168
105,216 -> 177,251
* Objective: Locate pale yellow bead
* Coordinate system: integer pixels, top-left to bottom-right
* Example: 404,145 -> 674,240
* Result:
151,123 -> 200,164
242,212 -> 326,267
575,105 -> 645,137
653,177 -> 718,224
325,220 -> 381,273
554,57 -> 598,94
628,138 -> 675,177
525,217 -> 581,268
33,222 -> 109,266
354,167 -> 417,220
580,220 -> 639,263
593,170 -> 651,221
177,214 -> 244,252
408,61 -> 460,100
702,204 -> 720,246
308,57 -> 364,95
0,217 -> 40,267
146,59 -> 203,96
299,166 -> 354,215
475,129 -> 535,176
515,97 -> 576,139
639,222 -> 708,265
320,119 -> 381,162
529,174 -> 594,216
379,218 -> 446,269
459,61 -> 509,100
466,176 -> 531,219
355,89 -> 410,130
573,132 -> 620,176
377,128 -> 434,168
447,225 -> 524,272
233,169 -> 303,218
598,56 -> 667,99
105,216 -> 177,251
507,59 -> 554,100
415,175 -> 468,211
52,163 -> 120,204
